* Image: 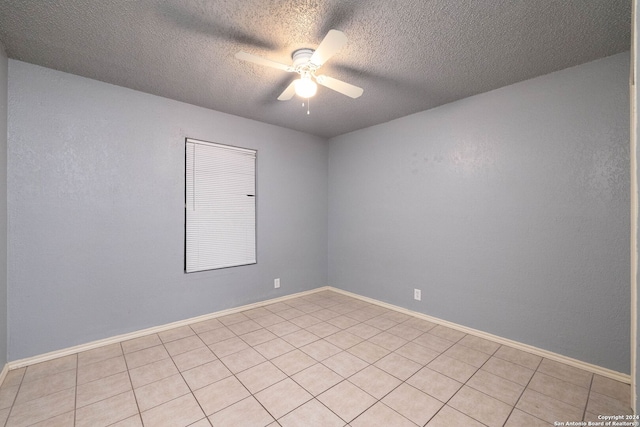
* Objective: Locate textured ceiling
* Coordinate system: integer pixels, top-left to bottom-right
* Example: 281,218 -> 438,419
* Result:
0,0 -> 631,138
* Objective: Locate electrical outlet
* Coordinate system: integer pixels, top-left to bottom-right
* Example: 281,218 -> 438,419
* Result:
414,289 -> 421,301
274,278 -> 280,289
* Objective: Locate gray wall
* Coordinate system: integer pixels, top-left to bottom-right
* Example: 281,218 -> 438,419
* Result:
328,52 -> 630,373
7,60 -> 328,360
0,43 -> 7,367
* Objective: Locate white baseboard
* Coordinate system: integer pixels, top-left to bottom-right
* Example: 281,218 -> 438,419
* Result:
5,285 -> 631,385
7,287 -> 328,370
0,363 -> 8,386
328,287 -> 631,384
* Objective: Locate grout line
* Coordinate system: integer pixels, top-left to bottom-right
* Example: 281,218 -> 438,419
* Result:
502,354 -> 546,426
203,304 -> 322,424
3,365 -> 25,427
164,324 -> 213,426
271,300 -> 375,424
331,301 -> 506,426
120,341 -> 144,426
443,346 -> 519,409
486,346 -> 521,427
430,341 -> 489,427
583,373 -> 595,421
303,303 -> 419,425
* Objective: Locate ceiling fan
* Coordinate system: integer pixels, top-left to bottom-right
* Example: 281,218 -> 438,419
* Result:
235,30 -> 364,101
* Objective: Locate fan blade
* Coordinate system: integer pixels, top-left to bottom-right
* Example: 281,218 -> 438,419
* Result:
277,80 -> 297,101
310,30 -> 348,67
235,51 -> 292,72
316,75 -> 363,98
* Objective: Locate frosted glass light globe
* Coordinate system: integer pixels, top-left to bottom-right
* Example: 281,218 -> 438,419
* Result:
295,76 -> 317,98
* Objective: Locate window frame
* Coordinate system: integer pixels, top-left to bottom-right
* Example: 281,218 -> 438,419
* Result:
184,137 -> 257,273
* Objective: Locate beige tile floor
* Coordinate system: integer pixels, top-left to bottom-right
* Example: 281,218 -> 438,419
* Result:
0,290 -> 632,426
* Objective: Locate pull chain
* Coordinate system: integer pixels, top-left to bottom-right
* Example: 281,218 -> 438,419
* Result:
301,99 -> 311,115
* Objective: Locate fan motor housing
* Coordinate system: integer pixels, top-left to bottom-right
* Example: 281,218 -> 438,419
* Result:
292,48 -> 316,71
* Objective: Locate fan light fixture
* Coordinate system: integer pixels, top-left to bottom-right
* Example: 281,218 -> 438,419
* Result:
235,30 -> 364,105
294,73 -> 317,98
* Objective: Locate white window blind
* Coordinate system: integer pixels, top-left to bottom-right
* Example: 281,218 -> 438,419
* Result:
185,138 -> 256,272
